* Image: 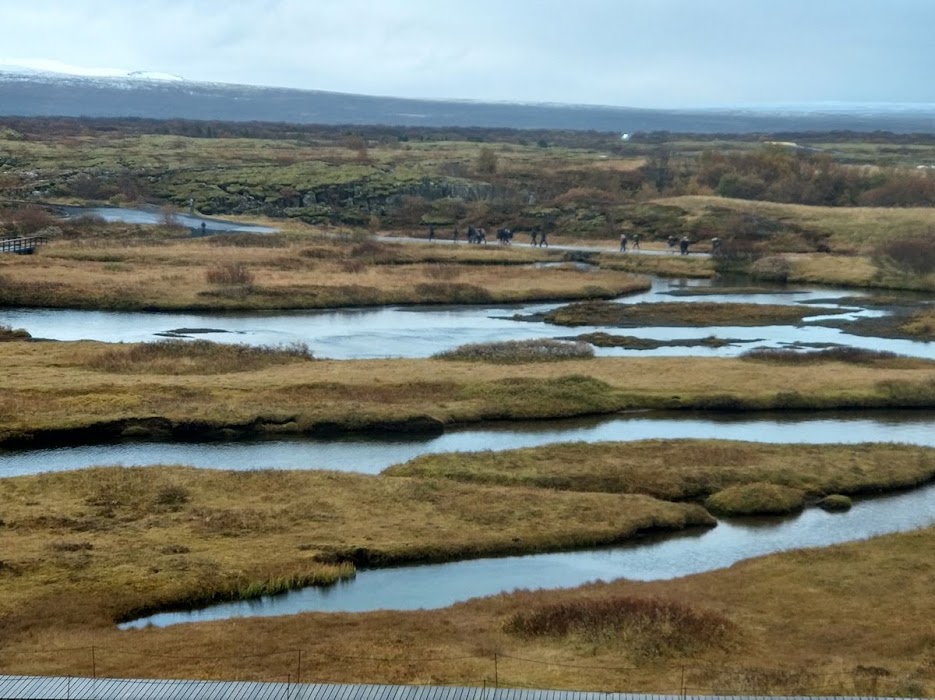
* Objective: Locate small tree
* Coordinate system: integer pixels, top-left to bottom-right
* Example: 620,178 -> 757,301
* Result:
475,147 -> 498,175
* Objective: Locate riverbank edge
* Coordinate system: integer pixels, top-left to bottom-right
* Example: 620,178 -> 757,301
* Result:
6,392 -> 935,450
116,514 -> 716,627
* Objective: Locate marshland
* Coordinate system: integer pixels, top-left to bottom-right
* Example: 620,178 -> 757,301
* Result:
1,117 -> 934,695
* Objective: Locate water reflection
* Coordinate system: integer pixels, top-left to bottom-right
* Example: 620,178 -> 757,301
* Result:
3,411 -> 934,478
1,277 -> 932,359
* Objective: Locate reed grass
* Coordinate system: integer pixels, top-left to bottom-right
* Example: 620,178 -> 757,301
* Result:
433,339 -> 594,363
86,339 -> 315,374
504,595 -> 737,660
740,346 -> 923,367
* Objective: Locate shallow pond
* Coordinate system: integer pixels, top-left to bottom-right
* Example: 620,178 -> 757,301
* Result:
3,411 -> 935,478
2,278 -> 931,359
120,480 -> 935,628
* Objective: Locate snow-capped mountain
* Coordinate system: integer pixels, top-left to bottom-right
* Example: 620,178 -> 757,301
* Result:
1,64 -> 934,133
0,60 -> 185,82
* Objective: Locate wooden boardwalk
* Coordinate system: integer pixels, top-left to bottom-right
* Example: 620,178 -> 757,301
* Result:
0,235 -> 48,254
0,676 -> 921,700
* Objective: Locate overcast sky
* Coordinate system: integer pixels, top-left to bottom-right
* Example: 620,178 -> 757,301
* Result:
2,0 -> 933,108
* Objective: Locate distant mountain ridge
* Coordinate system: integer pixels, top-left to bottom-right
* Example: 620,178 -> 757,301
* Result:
2,68 -> 934,133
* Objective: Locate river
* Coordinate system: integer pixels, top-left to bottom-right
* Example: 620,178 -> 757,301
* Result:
2,277 -> 932,359
4,208 -> 933,629
3,410 -> 934,478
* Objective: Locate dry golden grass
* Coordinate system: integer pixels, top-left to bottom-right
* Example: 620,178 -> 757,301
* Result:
1,343 -> 934,441
86,339 -> 315,374
783,253 -> 935,291
597,251 -> 715,278
385,440 -> 935,501
0,236 -> 649,310
0,465 -> 709,646
656,195 -> 935,253
900,308 -> 935,339
0,508 -> 931,695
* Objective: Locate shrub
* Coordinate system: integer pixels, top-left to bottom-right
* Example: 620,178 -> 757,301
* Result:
413,282 -> 493,303
705,483 -> 805,516
716,173 -> 767,199
88,340 -> 314,375
504,595 -> 735,658
0,324 -> 30,341
742,347 -> 901,365
552,187 -> 617,206
10,205 -> 56,234
67,214 -> 107,230
434,339 -> 594,363
154,484 -> 191,509
818,494 -> 852,512
875,234 -> 935,275
348,240 -> 392,262
208,233 -> 289,248
205,262 -> 255,286
424,264 -> 462,281
749,255 -> 792,282
51,541 -> 94,552
475,147 -> 498,175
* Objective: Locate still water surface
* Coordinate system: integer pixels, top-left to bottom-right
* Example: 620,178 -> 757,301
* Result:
2,278 -> 932,359
4,411 -> 934,478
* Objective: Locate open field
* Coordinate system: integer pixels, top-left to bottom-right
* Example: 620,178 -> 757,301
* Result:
656,195 -> 935,253
0,465 -> 931,695
1,340 -> 934,444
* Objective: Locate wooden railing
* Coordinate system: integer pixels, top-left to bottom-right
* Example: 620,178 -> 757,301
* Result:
0,235 -> 49,254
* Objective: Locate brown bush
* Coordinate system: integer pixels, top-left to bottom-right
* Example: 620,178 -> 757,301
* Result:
504,595 -> 735,659
876,234 -> 935,275
552,187 -> 618,206
424,264 -> 462,281
205,262 -> 255,286
10,205 -> 56,234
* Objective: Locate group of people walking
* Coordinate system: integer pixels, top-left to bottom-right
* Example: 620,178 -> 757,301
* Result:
440,225 -> 548,246
618,232 -> 641,251
429,226 -> 720,255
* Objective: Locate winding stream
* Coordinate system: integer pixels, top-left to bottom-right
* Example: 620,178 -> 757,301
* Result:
120,480 -> 935,628
5,209 -> 934,628
3,411 -> 935,478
